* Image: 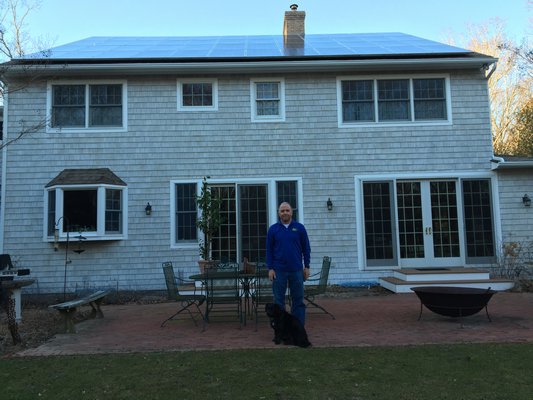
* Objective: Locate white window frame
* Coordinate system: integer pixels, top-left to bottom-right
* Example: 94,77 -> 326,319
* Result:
337,74 -> 452,128
250,78 -> 286,122
170,177 -> 302,249
177,78 -> 218,111
46,80 -> 128,133
43,185 -> 128,242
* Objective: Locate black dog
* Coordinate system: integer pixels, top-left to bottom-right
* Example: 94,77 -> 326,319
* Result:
265,303 -> 311,348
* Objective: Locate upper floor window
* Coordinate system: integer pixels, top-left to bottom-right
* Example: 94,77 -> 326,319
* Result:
250,78 -> 285,122
177,79 -> 218,111
338,76 -> 450,126
47,81 -> 127,132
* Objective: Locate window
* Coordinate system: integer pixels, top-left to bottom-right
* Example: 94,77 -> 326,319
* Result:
48,81 -> 126,131
46,186 -> 126,239
177,79 -> 218,111
175,183 -> 197,241
413,78 -> 447,120
45,168 -> 127,241
462,179 -> 495,262
341,80 -> 374,122
276,180 -> 299,221
363,181 -> 397,266
339,76 -> 449,125
251,78 -> 285,122
378,79 -> 410,121
105,189 -> 123,234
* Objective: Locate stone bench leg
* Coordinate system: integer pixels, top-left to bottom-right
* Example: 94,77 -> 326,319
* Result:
88,298 -> 105,319
58,308 -> 78,333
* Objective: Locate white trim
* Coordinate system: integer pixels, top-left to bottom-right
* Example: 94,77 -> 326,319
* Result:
250,78 -> 286,122
336,74 -> 452,128
177,78 -> 219,112
46,79 -> 128,133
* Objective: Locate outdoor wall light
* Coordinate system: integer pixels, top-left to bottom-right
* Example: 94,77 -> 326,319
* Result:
522,194 -> 531,207
145,202 -> 152,215
327,197 -> 333,211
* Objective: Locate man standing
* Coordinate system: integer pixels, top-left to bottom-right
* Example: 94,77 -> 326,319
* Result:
266,202 -> 311,326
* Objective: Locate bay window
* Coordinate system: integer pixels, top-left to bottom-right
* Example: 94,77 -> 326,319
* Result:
45,168 -> 127,241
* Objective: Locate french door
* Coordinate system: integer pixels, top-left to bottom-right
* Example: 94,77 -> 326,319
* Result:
397,180 -> 463,268
362,178 -> 476,269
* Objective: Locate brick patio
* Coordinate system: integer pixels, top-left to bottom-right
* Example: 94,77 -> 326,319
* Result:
15,291 -> 533,356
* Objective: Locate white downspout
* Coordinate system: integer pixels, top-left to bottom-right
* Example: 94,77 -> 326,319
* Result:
0,88 -> 7,253
485,61 -> 497,81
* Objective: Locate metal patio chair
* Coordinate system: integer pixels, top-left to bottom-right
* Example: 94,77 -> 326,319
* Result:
203,262 -> 242,329
251,263 -> 273,331
160,262 -> 206,327
304,256 -> 335,319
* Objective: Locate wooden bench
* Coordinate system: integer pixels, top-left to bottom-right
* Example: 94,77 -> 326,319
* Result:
49,290 -> 111,333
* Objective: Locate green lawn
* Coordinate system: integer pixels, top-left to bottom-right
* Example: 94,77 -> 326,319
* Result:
2,343 -> 532,399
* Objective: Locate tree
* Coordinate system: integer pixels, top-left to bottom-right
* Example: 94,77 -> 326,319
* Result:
447,18 -> 532,155
0,0 -> 44,61
513,97 -> 533,156
498,36 -> 533,156
0,0 -> 50,149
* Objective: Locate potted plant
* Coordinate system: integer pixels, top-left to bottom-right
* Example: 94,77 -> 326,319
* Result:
196,176 -> 223,272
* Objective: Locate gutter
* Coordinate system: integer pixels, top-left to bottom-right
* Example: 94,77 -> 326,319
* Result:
491,156 -> 533,170
2,56 -> 498,77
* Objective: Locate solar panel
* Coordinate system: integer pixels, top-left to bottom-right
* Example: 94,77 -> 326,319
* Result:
22,33 -> 470,61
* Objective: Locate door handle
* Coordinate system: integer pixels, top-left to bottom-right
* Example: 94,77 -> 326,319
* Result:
425,227 -> 432,235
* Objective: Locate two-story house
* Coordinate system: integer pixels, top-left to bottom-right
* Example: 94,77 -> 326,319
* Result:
1,6 -> 531,295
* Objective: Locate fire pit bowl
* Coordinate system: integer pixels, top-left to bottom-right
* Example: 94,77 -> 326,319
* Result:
411,286 -> 497,321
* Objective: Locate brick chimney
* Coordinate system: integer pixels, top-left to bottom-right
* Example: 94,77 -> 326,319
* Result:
283,4 -> 305,38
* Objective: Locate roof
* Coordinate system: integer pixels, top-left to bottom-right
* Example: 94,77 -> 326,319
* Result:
4,33 -> 496,77
22,33 -> 472,61
46,168 -> 127,187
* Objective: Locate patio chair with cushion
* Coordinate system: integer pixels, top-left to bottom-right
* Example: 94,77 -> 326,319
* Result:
304,256 -> 335,319
161,262 -> 206,327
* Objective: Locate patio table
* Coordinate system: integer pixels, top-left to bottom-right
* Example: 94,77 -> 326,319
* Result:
190,268 -> 269,325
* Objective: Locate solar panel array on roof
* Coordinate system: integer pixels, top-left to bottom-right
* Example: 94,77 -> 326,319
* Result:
22,33 -> 470,61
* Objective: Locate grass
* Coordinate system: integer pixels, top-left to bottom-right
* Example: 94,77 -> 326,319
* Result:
1,343 -> 532,399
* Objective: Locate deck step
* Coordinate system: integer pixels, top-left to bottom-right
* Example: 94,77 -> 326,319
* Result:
393,267 -> 490,282
379,274 -> 515,293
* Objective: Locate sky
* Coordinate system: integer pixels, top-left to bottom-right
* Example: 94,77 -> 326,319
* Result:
23,0 -> 532,49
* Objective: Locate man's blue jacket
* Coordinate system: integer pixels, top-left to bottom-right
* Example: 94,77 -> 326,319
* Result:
266,221 -> 311,271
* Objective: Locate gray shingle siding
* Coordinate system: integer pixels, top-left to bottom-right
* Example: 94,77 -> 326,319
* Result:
1,69 -> 504,293
497,170 -> 533,244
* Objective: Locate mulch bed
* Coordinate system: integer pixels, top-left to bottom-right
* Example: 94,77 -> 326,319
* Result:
1,306 -> 63,357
